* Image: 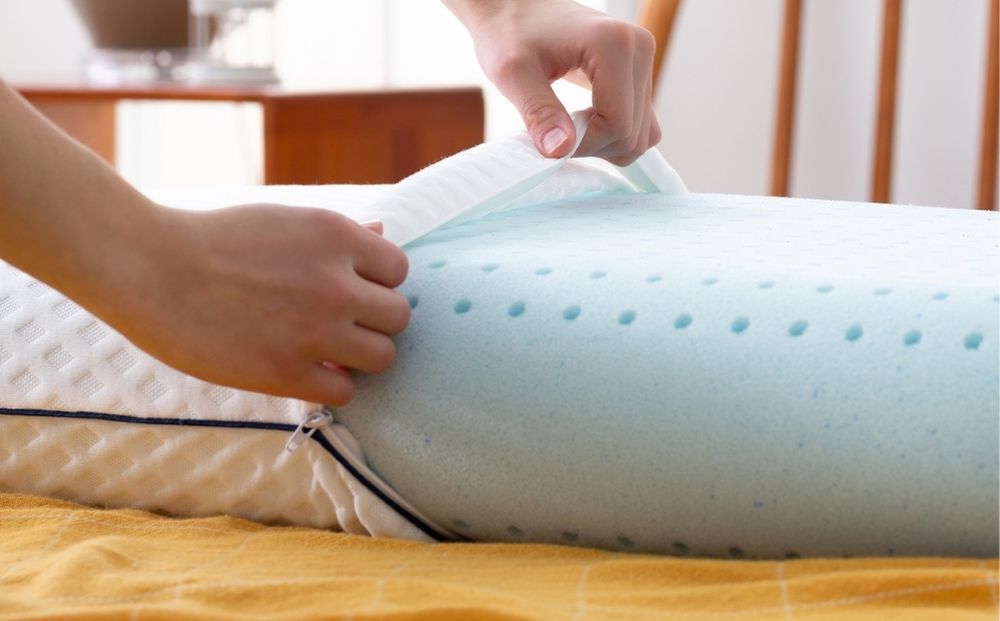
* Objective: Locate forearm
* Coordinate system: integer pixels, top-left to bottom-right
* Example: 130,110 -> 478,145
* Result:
0,80 -> 163,317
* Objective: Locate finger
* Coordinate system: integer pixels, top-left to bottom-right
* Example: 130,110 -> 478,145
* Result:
491,59 -> 576,158
353,279 -> 411,335
354,228 -> 409,288
624,33 -> 659,161
648,114 -> 662,148
576,56 -> 635,159
606,107 -> 657,167
628,104 -> 662,166
297,362 -> 355,406
327,324 -> 398,374
604,82 -> 651,166
563,68 -> 592,90
641,40 -> 663,153
607,75 -> 653,165
627,42 -> 656,159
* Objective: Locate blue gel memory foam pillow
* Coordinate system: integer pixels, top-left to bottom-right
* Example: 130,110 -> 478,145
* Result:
333,191 -> 999,559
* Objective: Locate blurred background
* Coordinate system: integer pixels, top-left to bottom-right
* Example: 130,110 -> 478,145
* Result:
0,0 -> 994,210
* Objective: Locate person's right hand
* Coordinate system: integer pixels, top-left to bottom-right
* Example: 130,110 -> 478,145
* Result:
443,0 -> 661,166
99,204 -> 411,406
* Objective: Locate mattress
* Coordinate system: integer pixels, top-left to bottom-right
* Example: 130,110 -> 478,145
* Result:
1,150 -> 997,558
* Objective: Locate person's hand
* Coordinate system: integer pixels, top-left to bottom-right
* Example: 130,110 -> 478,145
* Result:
445,0 -> 661,165
94,206 -> 410,406
0,80 -> 410,406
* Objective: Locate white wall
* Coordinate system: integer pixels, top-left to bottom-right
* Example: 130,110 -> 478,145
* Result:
0,0 -> 994,208
0,0 -> 91,82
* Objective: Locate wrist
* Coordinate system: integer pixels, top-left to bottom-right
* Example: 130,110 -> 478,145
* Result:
57,192 -> 176,328
442,0 -> 529,34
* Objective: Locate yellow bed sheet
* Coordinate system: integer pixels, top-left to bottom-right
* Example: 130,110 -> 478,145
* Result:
0,493 -> 996,621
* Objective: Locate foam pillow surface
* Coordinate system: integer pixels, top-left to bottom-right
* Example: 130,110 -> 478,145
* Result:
335,191 -> 999,559
1,182 -> 996,559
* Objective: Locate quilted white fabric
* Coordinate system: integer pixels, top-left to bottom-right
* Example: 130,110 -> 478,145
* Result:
0,262 -> 306,425
0,412 -> 424,539
0,185 -> 436,538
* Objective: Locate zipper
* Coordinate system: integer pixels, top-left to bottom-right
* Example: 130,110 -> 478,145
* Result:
285,406 -> 334,453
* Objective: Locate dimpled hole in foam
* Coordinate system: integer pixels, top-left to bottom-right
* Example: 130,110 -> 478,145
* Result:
845,323 -> 864,342
965,332 -> 984,350
337,192 -> 999,558
789,320 -> 809,337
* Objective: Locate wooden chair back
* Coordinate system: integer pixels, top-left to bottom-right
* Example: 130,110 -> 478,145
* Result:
637,0 -> 998,210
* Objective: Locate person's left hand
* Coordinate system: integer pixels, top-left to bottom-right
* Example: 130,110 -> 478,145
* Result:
445,0 -> 661,165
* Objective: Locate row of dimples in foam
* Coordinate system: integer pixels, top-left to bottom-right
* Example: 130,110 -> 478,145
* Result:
334,192 -> 999,559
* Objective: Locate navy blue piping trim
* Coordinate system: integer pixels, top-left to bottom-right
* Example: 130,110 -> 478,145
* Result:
0,407 -> 447,542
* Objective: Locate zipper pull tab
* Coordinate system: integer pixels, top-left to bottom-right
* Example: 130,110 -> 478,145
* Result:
285,407 -> 334,453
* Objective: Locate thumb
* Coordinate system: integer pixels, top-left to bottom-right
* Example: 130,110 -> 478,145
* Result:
498,68 -> 576,158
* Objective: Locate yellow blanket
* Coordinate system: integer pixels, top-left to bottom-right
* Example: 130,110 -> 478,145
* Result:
1,493 -> 996,621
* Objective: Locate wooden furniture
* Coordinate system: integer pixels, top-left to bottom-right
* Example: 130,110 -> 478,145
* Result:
17,84 -> 485,185
637,0 -> 999,210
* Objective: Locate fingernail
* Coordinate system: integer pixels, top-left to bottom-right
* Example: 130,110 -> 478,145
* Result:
541,127 -> 569,156
362,220 -> 384,234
